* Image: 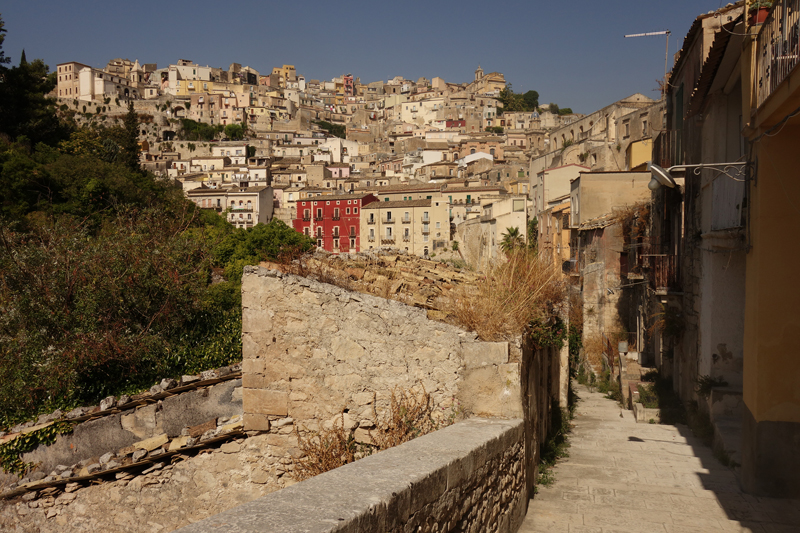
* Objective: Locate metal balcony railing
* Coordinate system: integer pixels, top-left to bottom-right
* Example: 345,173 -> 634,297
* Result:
381,237 -> 395,245
367,219 -> 376,225
382,217 -> 395,224
314,216 -> 324,221
402,217 -> 411,223
756,0 -> 800,108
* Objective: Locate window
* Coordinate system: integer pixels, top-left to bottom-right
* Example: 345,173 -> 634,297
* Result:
436,222 -> 441,229
346,207 -> 351,214
354,208 -> 358,214
386,227 -> 393,238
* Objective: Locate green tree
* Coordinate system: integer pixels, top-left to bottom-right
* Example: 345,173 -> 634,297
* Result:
500,226 -> 525,252
527,218 -> 539,252
523,90 -> 539,110
224,123 -> 244,140
314,120 -> 346,139
121,100 -> 140,172
0,14 -> 10,66
0,56 -> 68,146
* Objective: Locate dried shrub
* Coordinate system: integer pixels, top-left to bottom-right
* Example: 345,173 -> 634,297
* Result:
648,302 -> 684,341
371,387 -> 442,450
292,387 -> 460,481
612,202 -> 650,243
447,249 -> 566,341
293,413 -> 361,481
583,334 -> 605,371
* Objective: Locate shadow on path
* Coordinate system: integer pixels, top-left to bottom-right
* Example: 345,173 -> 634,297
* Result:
518,383 -> 800,533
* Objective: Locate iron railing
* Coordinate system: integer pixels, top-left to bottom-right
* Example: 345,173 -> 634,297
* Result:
756,0 -> 800,108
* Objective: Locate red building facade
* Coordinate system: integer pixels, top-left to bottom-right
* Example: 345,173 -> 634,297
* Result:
293,193 -> 377,253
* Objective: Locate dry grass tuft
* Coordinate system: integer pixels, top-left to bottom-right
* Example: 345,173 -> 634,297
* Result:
583,334 -> 605,371
612,202 -> 650,242
292,387 -> 460,481
293,413 -> 360,481
447,249 -> 567,341
371,387 -> 441,449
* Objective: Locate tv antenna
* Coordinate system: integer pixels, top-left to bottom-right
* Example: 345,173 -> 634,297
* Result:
625,30 -> 671,93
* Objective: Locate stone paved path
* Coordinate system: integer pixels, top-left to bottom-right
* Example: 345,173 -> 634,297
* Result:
519,384 -> 800,533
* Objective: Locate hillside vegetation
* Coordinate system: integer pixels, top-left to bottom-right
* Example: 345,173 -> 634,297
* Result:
0,20 -> 313,429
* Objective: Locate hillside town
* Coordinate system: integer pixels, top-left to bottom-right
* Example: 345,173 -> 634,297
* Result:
49,0 -> 799,502
1,0 -> 799,531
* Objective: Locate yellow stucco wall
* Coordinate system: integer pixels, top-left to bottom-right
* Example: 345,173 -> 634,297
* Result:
626,139 -> 652,171
744,122 -> 800,423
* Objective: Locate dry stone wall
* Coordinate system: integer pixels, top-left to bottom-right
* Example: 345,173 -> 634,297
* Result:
174,418 -> 526,533
240,265 -> 525,443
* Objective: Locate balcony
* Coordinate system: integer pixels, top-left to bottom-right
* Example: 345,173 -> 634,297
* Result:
402,236 -> 411,242
421,217 -> 430,224
421,228 -> 430,235
302,216 -> 311,222
332,215 -> 341,221
756,0 -> 800,108
382,217 -> 396,224
314,216 -> 324,222
367,219 -> 376,225
381,237 -> 396,245
367,235 -> 375,242
231,206 -> 253,212
401,217 -> 411,224
649,255 -> 681,294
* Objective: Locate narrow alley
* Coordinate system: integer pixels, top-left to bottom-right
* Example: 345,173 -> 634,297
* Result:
519,385 -> 800,533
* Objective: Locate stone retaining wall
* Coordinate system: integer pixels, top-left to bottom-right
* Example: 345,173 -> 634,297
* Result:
240,266 -> 525,441
13,379 -> 243,482
174,418 -> 526,533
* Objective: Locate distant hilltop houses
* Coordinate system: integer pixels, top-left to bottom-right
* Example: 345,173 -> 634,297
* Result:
53,58 -> 662,269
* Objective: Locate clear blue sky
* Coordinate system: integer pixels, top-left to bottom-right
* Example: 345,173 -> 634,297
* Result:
2,0 -> 731,114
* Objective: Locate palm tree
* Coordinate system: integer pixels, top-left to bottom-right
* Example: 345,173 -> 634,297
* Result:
500,227 -> 525,253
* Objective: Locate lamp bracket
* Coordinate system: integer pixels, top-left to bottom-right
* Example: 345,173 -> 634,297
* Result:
668,162 -> 748,181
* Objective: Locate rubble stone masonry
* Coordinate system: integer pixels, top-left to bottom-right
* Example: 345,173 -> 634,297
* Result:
240,265 -> 525,443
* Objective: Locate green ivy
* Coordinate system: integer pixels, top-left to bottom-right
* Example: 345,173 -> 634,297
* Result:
529,317 -> 567,350
0,420 -> 75,476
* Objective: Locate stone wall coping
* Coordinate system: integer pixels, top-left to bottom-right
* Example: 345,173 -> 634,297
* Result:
174,417 -> 524,533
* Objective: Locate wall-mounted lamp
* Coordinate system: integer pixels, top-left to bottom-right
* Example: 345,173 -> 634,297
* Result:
646,161 -> 749,191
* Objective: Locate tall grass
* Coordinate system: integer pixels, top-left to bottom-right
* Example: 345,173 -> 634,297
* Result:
447,250 -> 567,341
